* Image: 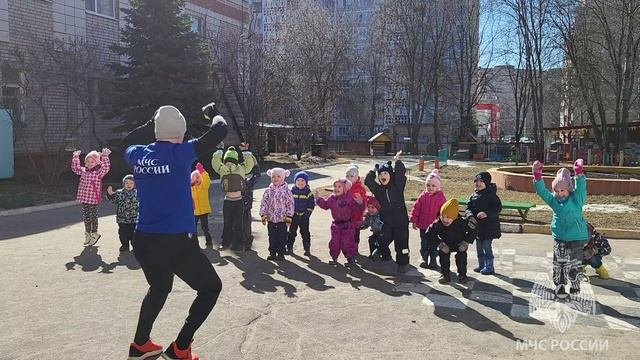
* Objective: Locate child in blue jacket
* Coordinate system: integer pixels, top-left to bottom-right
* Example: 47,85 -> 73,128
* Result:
287,171 -> 315,256
533,159 -> 589,298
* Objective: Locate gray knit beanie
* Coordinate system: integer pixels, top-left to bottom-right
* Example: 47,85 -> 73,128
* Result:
154,105 -> 186,140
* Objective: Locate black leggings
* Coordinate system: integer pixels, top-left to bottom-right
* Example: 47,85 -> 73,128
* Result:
132,231 -> 222,348
82,203 -> 98,233
221,199 -> 244,248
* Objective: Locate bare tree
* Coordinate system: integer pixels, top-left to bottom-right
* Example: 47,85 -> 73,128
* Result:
8,38 -> 101,185
450,0 -> 497,141
552,0 -> 640,161
210,13 -> 266,154
503,0 -> 559,157
267,0 -> 355,151
379,0 -> 454,154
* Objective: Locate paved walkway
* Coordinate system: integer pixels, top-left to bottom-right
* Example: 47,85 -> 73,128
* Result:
1,159 -> 638,359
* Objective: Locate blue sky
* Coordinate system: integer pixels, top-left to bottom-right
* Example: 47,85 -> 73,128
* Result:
479,0 -> 563,69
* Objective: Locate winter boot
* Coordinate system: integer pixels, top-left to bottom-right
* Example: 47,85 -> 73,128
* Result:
595,264 -> 609,279
438,273 -> 451,284
473,255 -> 485,273
87,232 -> 101,246
428,254 -> 439,270
480,256 -> 494,275
205,233 -> 212,246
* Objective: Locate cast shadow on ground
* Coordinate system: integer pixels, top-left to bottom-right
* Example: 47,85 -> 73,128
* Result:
588,276 -> 640,303
496,273 -> 640,330
225,252 -> 298,297
463,275 -> 544,326
65,246 -> 141,273
428,286 -> 524,342
294,253 -> 409,297
0,205 -> 115,241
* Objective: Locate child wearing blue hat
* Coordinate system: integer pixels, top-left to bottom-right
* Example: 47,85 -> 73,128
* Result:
287,171 -> 315,256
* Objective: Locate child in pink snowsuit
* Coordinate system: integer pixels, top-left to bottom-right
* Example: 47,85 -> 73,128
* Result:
410,169 -> 447,269
315,178 -> 364,267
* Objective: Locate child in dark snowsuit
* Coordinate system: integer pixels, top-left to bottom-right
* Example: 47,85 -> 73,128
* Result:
106,174 -> 138,252
361,196 -> 384,259
288,171 -> 315,256
465,171 -> 502,275
424,199 -> 478,284
315,178 -> 365,267
364,151 -> 410,273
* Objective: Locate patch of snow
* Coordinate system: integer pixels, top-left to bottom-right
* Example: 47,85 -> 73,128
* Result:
531,204 -> 638,213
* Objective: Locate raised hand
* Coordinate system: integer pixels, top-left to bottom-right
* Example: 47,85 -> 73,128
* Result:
573,159 -> 584,175
107,185 -> 114,195
394,150 -> 403,161
532,160 -> 543,180
72,150 -> 81,157
239,142 -> 249,151
101,148 -> 112,156
353,192 -> 363,204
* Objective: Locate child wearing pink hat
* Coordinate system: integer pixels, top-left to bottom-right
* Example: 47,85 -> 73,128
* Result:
532,159 -> 589,298
260,167 -> 295,261
410,169 -> 447,269
315,178 -> 365,267
71,148 -> 111,246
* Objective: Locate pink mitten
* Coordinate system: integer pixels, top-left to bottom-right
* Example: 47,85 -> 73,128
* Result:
195,162 -> 205,174
191,170 -> 202,185
573,159 -> 584,175
532,160 -> 543,180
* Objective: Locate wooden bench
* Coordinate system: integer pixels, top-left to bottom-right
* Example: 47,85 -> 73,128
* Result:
456,198 -> 536,221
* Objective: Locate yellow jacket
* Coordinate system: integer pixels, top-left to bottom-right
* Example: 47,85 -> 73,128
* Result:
191,171 -> 212,216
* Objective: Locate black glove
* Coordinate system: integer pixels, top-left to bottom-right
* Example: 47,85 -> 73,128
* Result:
202,102 -> 219,121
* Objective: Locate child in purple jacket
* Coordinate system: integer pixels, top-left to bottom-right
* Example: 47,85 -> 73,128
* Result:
260,167 -> 295,261
315,178 -> 365,268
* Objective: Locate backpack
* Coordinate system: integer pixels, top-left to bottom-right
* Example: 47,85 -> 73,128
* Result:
221,173 -> 246,193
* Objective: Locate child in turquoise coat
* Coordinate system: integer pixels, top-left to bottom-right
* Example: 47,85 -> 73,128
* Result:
532,159 -> 588,299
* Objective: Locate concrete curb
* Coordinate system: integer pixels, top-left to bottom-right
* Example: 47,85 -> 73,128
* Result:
0,200 -> 77,217
0,160 -> 351,217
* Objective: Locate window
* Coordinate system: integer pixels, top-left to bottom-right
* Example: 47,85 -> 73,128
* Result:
188,15 -> 204,36
85,0 -> 116,18
2,67 -> 23,124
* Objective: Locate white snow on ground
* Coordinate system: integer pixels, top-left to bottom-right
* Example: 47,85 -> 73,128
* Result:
531,204 -> 638,213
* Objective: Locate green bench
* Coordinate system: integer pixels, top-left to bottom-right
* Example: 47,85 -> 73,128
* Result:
456,198 -> 536,221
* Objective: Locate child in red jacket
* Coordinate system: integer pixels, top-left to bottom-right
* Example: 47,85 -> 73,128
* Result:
411,169 -> 446,269
346,164 -> 368,248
